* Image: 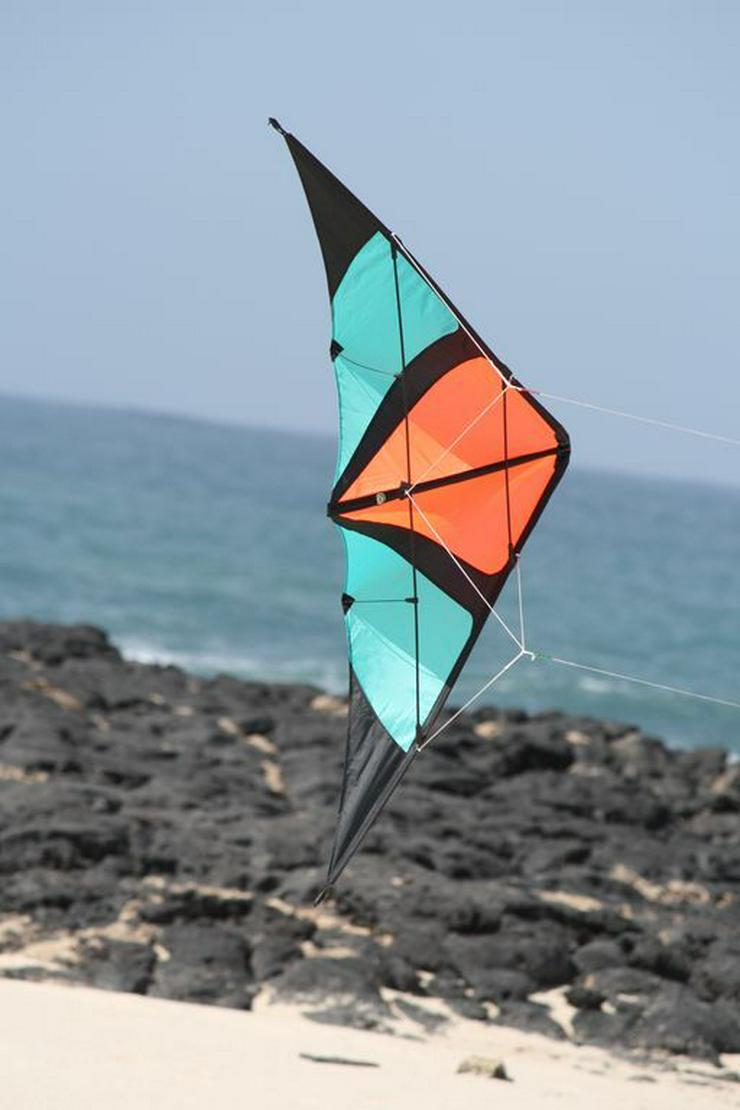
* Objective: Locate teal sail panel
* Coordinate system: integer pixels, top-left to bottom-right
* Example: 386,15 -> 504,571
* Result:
332,231 -> 457,476
342,529 -> 472,751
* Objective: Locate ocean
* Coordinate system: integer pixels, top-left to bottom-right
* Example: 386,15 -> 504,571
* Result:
1,393 -> 738,753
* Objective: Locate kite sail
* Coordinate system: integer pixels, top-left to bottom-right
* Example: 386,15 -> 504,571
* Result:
270,119 -> 570,888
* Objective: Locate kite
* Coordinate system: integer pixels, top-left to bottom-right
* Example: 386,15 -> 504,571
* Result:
270,119 -> 570,890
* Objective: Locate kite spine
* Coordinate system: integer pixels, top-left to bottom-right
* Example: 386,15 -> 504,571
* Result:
502,382 -> 514,558
390,240 -> 422,742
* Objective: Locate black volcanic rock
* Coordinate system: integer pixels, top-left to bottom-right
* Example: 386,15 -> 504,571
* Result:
446,925 -> 575,991
572,939 -> 625,973
565,983 -> 605,1011
271,956 -> 390,1030
248,902 -> 314,981
1,620 -> 740,1062
467,968 -> 534,1003
493,1000 -> 569,1040
625,986 -> 740,1062
691,939 -> 740,1002
76,937 -> 155,994
0,621 -> 118,666
150,923 -> 254,1008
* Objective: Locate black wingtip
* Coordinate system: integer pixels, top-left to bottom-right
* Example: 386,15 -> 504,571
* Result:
313,884 -> 334,907
268,117 -> 287,136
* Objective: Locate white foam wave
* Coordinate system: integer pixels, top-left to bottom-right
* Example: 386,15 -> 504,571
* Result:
578,675 -> 618,696
116,636 -> 346,693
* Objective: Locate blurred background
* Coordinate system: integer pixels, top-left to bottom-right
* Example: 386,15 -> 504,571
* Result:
2,1 -> 739,749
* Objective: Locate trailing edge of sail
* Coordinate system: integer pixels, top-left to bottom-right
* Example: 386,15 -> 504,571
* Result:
270,119 -> 570,886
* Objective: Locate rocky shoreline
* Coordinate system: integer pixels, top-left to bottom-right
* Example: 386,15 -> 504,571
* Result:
1,621 -> 739,1064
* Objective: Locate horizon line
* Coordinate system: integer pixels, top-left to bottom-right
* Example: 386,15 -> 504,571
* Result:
1,387 -> 738,495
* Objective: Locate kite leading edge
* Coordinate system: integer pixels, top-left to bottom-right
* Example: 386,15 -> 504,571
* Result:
270,118 -> 570,889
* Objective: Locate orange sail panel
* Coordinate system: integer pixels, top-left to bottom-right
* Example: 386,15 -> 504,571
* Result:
339,456 -> 558,575
337,359 -> 558,502
335,356 -> 560,574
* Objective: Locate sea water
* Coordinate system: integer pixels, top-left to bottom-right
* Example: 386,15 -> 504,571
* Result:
1,394 -> 738,752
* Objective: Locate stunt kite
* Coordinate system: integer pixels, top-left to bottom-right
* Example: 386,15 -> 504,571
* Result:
270,119 -> 570,890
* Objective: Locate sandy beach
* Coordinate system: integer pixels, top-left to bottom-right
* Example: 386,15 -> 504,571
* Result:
0,977 -> 738,1110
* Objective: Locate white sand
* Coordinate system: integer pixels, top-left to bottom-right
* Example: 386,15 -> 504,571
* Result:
0,978 -> 737,1109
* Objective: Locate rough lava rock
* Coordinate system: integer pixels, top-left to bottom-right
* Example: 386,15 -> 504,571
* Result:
1,620 -> 739,1063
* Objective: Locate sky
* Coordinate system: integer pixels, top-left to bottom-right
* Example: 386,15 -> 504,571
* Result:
2,1 -> 739,485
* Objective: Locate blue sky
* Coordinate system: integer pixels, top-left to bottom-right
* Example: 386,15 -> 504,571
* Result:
2,1 -> 739,484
